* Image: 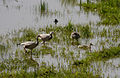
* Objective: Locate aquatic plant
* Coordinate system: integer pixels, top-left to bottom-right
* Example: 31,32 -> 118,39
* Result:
40,1 -> 48,13
73,47 -> 120,66
61,0 -> 78,7
0,44 -> 5,51
34,1 -> 48,16
64,21 -> 74,31
80,24 -> 92,38
0,21 -> 120,78
12,28 -> 38,43
80,0 -> 120,25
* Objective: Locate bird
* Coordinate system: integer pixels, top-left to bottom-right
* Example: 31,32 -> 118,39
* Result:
71,32 -> 80,41
54,19 -> 58,25
18,35 -> 40,58
38,32 -> 54,44
78,43 -> 93,52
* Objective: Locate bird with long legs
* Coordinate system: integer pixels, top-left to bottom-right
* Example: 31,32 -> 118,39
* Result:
18,35 -> 40,58
38,32 -> 54,44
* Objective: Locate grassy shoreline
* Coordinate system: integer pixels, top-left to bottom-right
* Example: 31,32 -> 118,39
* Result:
73,47 -> 120,66
80,0 -> 120,25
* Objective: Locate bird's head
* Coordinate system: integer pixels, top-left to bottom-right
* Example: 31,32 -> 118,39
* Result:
50,32 -> 54,35
37,35 -> 41,38
54,19 -> 58,24
54,19 -> 58,22
90,43 -> 93,46
37,35 -> 41,40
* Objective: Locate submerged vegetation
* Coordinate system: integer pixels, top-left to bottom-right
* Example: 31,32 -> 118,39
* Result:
34,1 -> 48,16
73,47 -> 120,66
0,0 -> 120,78
0,21 -> 120,77
0,64 -> 100,78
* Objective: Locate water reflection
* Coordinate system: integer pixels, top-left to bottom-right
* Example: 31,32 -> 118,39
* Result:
61,0 -> 78,7
40,45 -> 52,49
1,0 -> 119,77
71,41 -> 80,45
39,45 -> 55,57
2,0 -> 6,5
23,56 -> 39,67
91,58 -> 120,78
33,0 -> 48,16
0,0 -> 100,34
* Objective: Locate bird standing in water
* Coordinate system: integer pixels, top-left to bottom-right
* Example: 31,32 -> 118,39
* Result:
38,32 -> 54,44
71,32 -> 80,41
18,35 -> 40,58
54,19 -> 58,25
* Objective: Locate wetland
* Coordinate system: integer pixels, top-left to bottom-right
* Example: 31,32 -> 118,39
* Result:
0,0 -> 120,78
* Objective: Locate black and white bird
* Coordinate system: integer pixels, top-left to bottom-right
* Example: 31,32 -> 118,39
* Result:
38,32 -> 54,44
71,32 -> 80,41
18,35 -> 40,58
54,19 -> 58,25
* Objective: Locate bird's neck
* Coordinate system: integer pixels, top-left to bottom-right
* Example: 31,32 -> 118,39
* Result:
50,34 -> 52,39
89,45 -> 92,51
36,37 -> 39,45
89,45 -> 91,48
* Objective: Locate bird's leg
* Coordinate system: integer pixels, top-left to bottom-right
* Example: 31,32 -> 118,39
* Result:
30,50 -> 32,59
41,41 -> 45,44
72,39 -> 74,42
76,39 -> 80,45
76,39 -> 78,42
41,41 -> 45,45
24,48 -> 28,54
89,49 -> 91,52
43,41 -> 46,45
89,47 -> 91,52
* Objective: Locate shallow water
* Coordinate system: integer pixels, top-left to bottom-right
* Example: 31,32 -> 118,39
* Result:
91,58 -> 120,78
0,0 -> 100,34
0,0 -> 120,78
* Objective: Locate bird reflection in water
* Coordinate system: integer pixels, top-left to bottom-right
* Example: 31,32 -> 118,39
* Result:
23,55 -> 39,68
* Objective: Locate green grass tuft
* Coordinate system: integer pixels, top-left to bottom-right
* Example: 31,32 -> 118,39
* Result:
73,47 -> 120,66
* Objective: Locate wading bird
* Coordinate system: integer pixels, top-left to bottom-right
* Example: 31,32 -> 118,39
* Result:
78,43 -> 93,52
38,32 -> 54,44
71,32 -> 80,41
18,35 -> 40,58
54,19 -> 58,25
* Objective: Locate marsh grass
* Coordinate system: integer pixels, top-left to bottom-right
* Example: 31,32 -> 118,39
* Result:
79,24 -> 92,38
73,47 -> 120,66
80,0 -> 120,25
0,21 -> 120,77
0,23 -> 100,77
34,1 -> 48,16
0,44 -> 5,51
0,0 -> 120,77
40,1 -> 46,12
61,0 -> 78,7
0,65 -> 101,78
37,46 -> 55,57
